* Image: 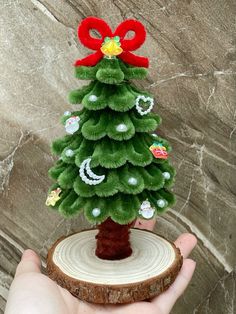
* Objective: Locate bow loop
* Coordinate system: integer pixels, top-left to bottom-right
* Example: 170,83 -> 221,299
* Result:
75,16 -> 149,68
114,19 -> 146,51
78,17 -> 113,50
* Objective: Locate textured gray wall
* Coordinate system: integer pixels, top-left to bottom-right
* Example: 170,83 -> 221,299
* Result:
0,1 -> 235,313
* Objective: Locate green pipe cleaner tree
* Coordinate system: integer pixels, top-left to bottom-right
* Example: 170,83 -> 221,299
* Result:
46,56 -> 176,225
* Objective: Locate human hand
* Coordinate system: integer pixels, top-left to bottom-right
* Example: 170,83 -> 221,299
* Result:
5,220 -> 197,314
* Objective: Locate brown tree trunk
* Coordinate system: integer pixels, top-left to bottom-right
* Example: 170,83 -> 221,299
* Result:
95,218 -> 135,260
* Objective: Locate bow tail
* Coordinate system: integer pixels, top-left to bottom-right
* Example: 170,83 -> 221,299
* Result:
119,51 -> 149,68
74,50 -> 103,67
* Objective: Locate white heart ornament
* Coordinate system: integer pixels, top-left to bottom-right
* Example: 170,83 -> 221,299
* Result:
135,95 -> 154,116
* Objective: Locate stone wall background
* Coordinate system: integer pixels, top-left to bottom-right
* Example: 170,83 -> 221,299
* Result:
0,0 -> 235,313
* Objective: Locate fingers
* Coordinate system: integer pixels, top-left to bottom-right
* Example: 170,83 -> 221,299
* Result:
15,249 -> 41,278
174,233 -> 197,258
151,233 -> 197,313
152,259 -> 196,313
134,218 -> 156,231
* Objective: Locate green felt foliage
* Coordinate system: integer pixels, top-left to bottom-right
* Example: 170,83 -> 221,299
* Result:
75,59 -> 147,83
47,57 -> 176,224
109,194 -> 138,224
48,160 -> 67,180
75,65 -> 98,80
69,80 -> 151,113
96,59 -> 125,84
68,134 -> 155,169
147,188 -> 176,213
51,136 -> 73,156
69,82 -> 96,104
70,162 -> 170,198
84,197 -> 110,223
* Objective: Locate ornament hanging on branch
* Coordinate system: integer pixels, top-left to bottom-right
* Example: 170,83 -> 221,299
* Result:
149,142 -> 168,159
65,116 -> 80,134
100,36 -> 123,58
135,95 -> 154,116
139,200 -> 155,219
65,149 -> 74,157
162,171 -> 171,180
157,199 -> 167,208
45,188 -> 62,206
79,157 -> 105,185
92,207 -> 101,217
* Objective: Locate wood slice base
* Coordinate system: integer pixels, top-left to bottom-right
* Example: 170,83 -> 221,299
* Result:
47,229 -> 183,304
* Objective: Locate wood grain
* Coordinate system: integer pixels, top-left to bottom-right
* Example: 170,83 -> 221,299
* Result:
0,0 -> 235,312
47,229 -> 183,303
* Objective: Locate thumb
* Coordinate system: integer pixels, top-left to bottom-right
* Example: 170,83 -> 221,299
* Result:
15,249 -> 41,278
134,218 -> 156,231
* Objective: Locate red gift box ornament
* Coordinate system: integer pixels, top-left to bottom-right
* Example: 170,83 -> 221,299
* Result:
149,142 -> 168,159
74,17 -> 149,68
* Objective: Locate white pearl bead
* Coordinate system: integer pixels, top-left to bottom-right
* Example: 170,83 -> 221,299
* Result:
65,149 -> 74,157
157,199 -> 166,208
92,208 -> 101,217
88,95 -> 98,102
152,133 -> 158,137
64,111 -> 71,116
116,124 -> 128,132
128,177 -> 138,185
163,172 -> 171,180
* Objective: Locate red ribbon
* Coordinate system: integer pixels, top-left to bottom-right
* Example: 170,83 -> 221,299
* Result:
74,17 -> 149,68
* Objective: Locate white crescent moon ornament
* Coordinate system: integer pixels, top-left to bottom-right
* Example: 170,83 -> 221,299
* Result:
79,158 -> 105,185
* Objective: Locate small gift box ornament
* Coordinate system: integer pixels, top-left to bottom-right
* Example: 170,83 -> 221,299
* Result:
149,142 -> 168,159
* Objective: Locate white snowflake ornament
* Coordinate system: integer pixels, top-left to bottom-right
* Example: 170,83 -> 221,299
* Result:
65,116 -> 80,134
139,200 -> 155,219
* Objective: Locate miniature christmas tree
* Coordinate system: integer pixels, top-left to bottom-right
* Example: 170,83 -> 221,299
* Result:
46,17 -> 181,304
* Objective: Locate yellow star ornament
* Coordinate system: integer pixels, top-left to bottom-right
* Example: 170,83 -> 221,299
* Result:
46,188 -> 62,206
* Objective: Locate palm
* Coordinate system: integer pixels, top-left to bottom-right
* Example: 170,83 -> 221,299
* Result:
53,281 -> 156,314
5,223 -> 197,314
16,272 -> 164,314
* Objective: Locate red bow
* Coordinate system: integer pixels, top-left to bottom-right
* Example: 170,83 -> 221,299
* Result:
74,17 -> 149,68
